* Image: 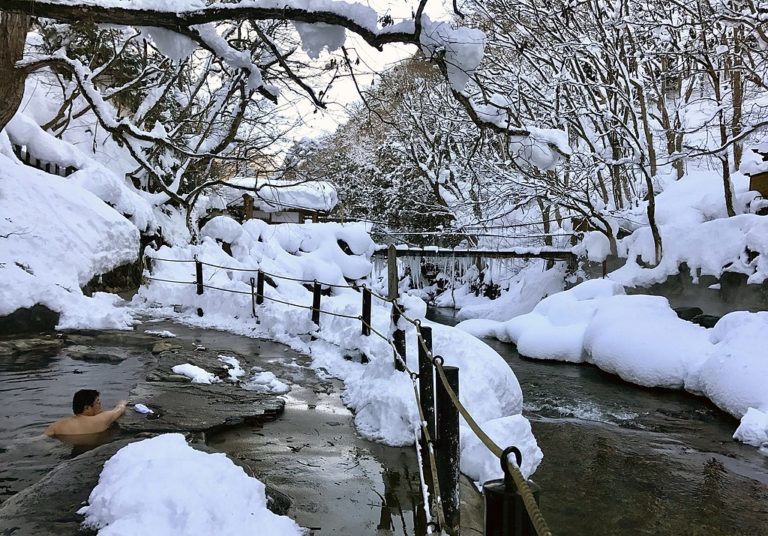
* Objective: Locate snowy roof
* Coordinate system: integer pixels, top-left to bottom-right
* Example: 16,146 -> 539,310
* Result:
218,176 -> 338,213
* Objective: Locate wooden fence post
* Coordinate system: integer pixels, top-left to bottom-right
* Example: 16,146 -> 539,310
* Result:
387,244 -> 398,300
250,277 -> 256,317
361,286 -> 371,336
312,281 -> 321,326
256,270 -> 264,304
436,364 -> 460,535
391,301 -> 406,372
242,194 -> 254,221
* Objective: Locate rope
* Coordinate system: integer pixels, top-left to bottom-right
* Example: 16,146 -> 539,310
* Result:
145,257 -> 195,263
198,259 -> 360,289
198,260 -> 260,273
412,429 -> 436,534
146,276 -> 197,285
433,361 -> 553,536
150,256 -> 395,296
411,380 -> 447,531
145,269 -> 550,534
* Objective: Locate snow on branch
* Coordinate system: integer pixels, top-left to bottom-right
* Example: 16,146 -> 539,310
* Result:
4,0 -> 570,166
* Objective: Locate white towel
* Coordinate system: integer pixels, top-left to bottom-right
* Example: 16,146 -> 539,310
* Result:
133,403 -> 154,415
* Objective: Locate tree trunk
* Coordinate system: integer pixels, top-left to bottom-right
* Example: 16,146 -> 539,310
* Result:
0,12 -> 29,132
644,173 -> 663,265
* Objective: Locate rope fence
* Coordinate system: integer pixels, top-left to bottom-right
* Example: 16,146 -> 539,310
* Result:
144,254 -> 552,536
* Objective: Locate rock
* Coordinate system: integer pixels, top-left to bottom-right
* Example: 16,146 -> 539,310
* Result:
151,340 -> 181,354
121,381 -> 284,434
0,438 -> 136,536
0,437 -> 293,536
691,314 -> 720,329
0,305 -> 60,335
0,336 -> 63,356
673,306 -> 704,321
64,345 -> 127,363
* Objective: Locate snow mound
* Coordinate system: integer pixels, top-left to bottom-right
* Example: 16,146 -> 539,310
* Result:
699,312 -> 768,419
79,434 -> 302,535
0,154 -> 138,329
172,363 -> 219,384
464,279 -> 768,449
460,415 -> 543,484
242,370 -> 290,394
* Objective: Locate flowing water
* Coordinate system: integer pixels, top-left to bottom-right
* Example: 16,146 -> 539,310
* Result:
428,307 -> 768,535
3,313 -> 768,535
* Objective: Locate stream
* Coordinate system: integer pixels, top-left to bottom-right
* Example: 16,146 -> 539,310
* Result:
428,307 -> 768,535
2,311 -> 768,535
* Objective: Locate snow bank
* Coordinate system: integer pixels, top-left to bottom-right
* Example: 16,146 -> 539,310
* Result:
608,171 -> 768,286
460,280 -> 768,448
0,154 -> 138,329
137,220 -> 539,481
79,434 -> 302,535
455,263 -> 565,322
613,214 -> 768,286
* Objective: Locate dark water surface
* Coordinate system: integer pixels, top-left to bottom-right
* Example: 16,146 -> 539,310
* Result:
1,323 -> 426,534
429,307 -> 768,535
3,313 -> 768,535
0,343 -> 148,504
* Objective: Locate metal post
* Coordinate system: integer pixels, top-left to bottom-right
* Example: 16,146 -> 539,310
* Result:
195,259 -> 204,317
418,326 -> 435,502
436,364 -> 460,535
195,260 -> 204,295
250,277 -> 256,317
362,286 -> 371,336
483,447 -> 541,536
312,281 -> 321,326
256,270 -> 265,304
392,301 -> 405,372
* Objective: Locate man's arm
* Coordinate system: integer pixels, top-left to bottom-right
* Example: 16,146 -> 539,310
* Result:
44,421 -> 58,437
92,400 -> 128,429
105,400 -> 128,424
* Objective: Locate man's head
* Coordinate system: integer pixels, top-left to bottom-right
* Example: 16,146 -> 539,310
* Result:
72,389 -> 101,416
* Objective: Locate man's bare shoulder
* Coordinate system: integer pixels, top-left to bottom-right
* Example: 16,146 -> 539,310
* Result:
46,415 -> 110,436
45,416 -> 75,436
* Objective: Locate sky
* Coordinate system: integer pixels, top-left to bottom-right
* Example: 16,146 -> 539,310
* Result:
278,0 -> 454,141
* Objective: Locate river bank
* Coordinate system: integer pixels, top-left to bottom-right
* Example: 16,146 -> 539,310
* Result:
430,307 -> 768,535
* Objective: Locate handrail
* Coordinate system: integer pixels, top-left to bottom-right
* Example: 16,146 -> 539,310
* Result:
145,257 -> 553,534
